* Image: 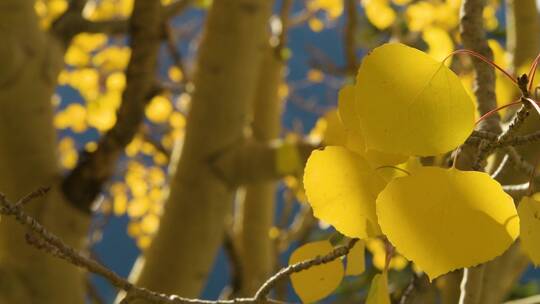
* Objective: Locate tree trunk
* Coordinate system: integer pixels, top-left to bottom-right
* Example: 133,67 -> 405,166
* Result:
236,42 -> 284,296
0,1 -> 88,303
129,0 -> 273,297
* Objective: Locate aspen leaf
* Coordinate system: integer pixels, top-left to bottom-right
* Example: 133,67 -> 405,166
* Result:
366,272 -> 391,304
517,196 -> 540,265
289,240 -> 344,303
338,86 -> 407,166
346,239 -> 365,275
423,26 -> 453,62
354,43 -> 475,156
322,110 -> 347,146
146,96 -> 173,123
364,0 -> 396,30
304,146 -> 386,238
377,167 -> 519,279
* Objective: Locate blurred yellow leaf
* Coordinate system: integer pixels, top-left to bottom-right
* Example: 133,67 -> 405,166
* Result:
517,196 -> 540,265
366,272 -> 391,304
364,0 -> 396,30
65,46 -> 90,67
423,26 -> 454,62
366,238 -> 408,271
307,69 -> 324,83
146,96 -> 173,123
377,167 -> 519,279
354,43 -> 474,156
106,72 -> 127,92
304,146 -> 386,238
137,235 -> 152,249
308,18 -> 325,32
405,2 -> 435,32
168,66 -> 183,82
141,214 -> 160,234
71,33 -> 108,52
307,0 -> 343,19
128,197 -> 150,217
93,47 -> 131,71
289,240 -> 344,303
346,240 -> 365,275
113,193 -> 128,216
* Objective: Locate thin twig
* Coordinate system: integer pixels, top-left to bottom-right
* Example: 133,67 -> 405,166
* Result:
253,238 -> 358,301
0,189 -> 355,304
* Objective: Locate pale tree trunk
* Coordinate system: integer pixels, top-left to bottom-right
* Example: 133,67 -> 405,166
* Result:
236,41 -> 285,296
476,1 -> 540,303
456,0 -> 499,303
130,0 -> 274,297
0,1 -> 88,303
506,0 -> 540,71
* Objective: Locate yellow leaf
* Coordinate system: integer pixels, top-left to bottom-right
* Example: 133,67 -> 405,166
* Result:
423,26 -> 454,62
168,66 -> 183,82
364,0 -> 396,30
517,196 -> 540,265
128,197 -> 150,217
137,235 -> 152,249
304,146 -> 386,238
366,238 -> 409,271
377,167 -> 519,279
146,96 -> 173,123
308,18 -> 325,32
113,193 -> 128,216
141,214 -> 160,234
307,69 -> 324,83
405,2 -> 435,32
106,72 -> 126,92
322,110 -> 347,146
65,45 -> 90,67
354,43 -> 475,156
346,240 -> 365,275
289,240 -> 344,303
338,85 -> 407,166
366,272 -> 391,304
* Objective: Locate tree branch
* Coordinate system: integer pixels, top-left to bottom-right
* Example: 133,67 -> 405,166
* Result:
457,0 -> 500,302
61,0 -> 162,214
0,188 -> 354,304
211,140 -> 317,187
343,0 -> 358,76
50,0 -> 193,45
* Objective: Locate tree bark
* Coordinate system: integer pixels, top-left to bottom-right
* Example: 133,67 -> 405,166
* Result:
129,0 -> 273,297
0,1 -> 88,303
236,42 -> 285,296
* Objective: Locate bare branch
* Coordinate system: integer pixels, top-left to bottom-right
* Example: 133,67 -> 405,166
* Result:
62,0 -> 162,213
343,0 -> 358,76
0,189 -> 354,304
51,0 -> 193,44
253,238 -> 358,301
211,140 -> 317,187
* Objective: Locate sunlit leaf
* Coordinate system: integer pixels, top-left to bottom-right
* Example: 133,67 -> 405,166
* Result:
289,240 -> 344,303
517,196 -> 540,265
423,26 -> 453,62
146,95 -> 173,123
304,146 -> 386,238
377,167 -> 519,279
366,272 -> 391,304
346,239 -> 365,275
338,85 -> 407,166
366,238 -> 408,271
364,0 -> 396,30
354,43 -> 475,156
